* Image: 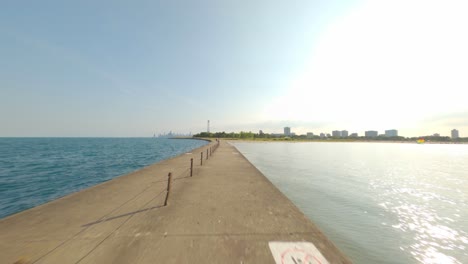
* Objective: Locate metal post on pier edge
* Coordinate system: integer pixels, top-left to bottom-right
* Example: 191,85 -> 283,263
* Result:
190,158 -> 193,177
164,172 -> 172,206
206,149 -> 209,160
201,152 -> 203,166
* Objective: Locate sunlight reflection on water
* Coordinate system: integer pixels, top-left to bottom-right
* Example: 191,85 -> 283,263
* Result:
366,145 -> 467,264
233,142 -> 468,264
373,174 -> 468,264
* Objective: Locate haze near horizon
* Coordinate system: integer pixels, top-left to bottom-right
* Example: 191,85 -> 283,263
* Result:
1,0 -> 467,137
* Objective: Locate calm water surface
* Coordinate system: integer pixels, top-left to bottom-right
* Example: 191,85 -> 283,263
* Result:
0,138 -> 207,219
232,142 -> 468,264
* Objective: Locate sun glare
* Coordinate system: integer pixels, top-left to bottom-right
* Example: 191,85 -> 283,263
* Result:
263,0 -> 468,133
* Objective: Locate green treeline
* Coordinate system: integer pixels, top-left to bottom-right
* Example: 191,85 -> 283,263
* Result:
193,132 -> 468,142
195,131 -> 257,139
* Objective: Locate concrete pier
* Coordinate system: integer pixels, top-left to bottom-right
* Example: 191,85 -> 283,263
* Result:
0,140 -> 350,263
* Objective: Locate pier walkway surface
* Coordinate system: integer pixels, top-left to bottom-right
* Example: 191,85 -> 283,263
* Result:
0,140 -> 350,264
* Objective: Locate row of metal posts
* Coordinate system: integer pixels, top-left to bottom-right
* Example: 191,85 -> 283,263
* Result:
164,140 -> 220,206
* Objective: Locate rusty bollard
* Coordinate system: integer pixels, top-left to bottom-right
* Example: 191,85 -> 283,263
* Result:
164,172 -> 172,206
190,158 -> 193,177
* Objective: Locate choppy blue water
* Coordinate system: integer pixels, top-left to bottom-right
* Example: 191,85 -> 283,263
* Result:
232,142 -> 468,264
0,138 -> 207,219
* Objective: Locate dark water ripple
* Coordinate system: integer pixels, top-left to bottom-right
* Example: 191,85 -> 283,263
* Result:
0,138 -> 207,219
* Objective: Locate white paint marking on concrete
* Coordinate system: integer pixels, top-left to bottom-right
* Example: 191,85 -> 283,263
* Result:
269,241 -> 329,264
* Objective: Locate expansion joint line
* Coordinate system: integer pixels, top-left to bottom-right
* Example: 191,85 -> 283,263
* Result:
75,166 -> 196,263
32,178 -> 159,263
74,188 -> 167,264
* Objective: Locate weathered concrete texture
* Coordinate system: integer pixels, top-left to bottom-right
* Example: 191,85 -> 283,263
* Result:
0,140 -> 351,264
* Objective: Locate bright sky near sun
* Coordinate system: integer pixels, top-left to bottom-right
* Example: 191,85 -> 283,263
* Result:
1,0 -> 467,137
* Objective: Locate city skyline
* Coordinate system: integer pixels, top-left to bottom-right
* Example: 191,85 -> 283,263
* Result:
1,1 -> 468,137
241,126 -> 462,139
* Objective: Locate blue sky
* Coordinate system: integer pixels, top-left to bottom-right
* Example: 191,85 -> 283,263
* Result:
1,0 -> 467,137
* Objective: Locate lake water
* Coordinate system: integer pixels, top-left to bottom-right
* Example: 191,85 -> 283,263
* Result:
232,142 -> 468,264
0,138 -> 207,219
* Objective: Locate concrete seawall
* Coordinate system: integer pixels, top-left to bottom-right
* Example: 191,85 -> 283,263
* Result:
0,140 -> 350,263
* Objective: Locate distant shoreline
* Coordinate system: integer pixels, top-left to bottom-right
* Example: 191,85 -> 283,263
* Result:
195,137 -> 468,144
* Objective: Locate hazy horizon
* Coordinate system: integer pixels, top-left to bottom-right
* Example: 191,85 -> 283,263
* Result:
1,1 -> 467,138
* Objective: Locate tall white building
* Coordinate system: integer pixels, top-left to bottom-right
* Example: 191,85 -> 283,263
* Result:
451,129 -> 459,139
284,127 -> 291,136
365,130 -> 378,137
332,130 -> 341,137
385,129 -> 398,137
341,130 -> 349,137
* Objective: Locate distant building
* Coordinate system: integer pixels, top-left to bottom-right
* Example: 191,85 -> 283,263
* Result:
284,127 -> 291,136
332,130 -> 341,137
320,133 -> 325,138
433,133 -> 440,137
385,129 -> 398,137
306,132 -> 314,139
451,129 -> 459,139
341,130 -> 349,137
365,130 -> 378,137
350,133 -> 358,137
